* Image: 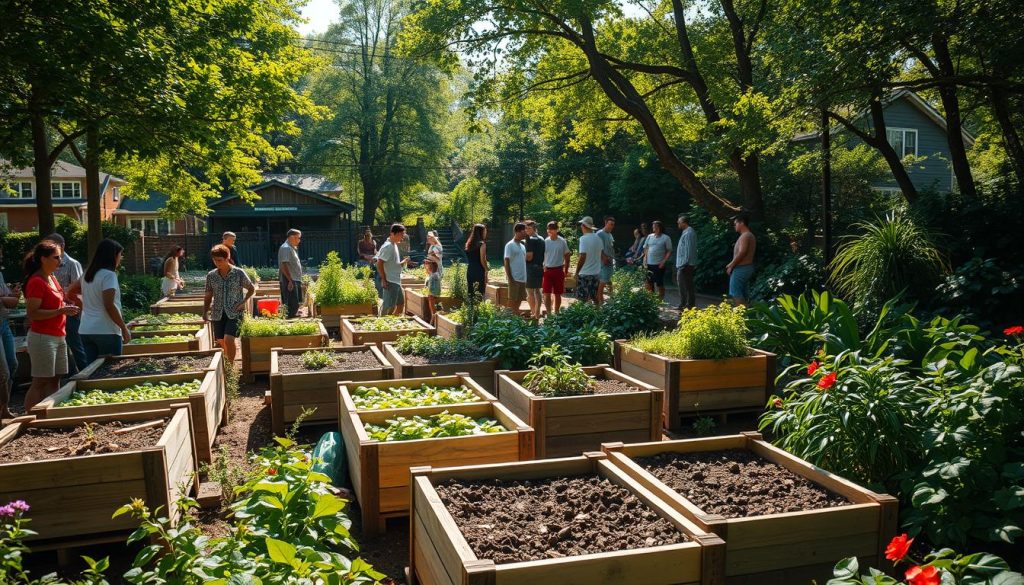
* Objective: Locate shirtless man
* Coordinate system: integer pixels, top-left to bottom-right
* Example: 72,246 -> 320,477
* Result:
725,212 -> 756,306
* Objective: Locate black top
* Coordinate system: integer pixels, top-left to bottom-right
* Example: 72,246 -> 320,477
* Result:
466,241 -> 486,276
228,244 -> 240,266
525,235 -> 545,270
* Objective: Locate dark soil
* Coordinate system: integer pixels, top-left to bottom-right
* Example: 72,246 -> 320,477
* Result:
635,449 -> 850,517
89,355 -> 214,379
276,350 -> 385,374
0,419 -> 167,462
526,378 -> 639,396
436,475 -> 687,564
398,351 -> 484,365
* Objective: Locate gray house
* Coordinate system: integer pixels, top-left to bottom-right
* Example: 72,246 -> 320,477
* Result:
793,90 -> 975,195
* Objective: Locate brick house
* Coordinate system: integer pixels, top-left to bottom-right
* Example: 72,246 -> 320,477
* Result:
0,160 -> 125,232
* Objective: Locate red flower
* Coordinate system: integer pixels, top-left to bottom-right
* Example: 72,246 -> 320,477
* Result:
1005,325 -> 1024,337
817,372 -> 837,390
772,398 -> 784,409
266,468 -> 277,476
905,565 -> 940,585
884,533 -> 913,562
807,360 -> 819,375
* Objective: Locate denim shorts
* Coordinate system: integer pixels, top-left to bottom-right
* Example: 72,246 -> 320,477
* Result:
380,282 -> 404,313
729,264 -> 755,299
599,264 -> 614,284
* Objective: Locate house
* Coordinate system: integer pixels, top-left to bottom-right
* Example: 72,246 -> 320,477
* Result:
110,190 -> 206,236
792,90 -> 975,195
0,159 -> 125,232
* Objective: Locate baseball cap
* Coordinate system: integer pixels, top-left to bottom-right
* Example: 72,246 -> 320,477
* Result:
578,216 -> 595,229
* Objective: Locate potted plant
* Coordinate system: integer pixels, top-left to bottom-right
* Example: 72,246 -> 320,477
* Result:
381,333 -> 498,391
497,345 -> 663,457
613,303 -> 775,430
309,252 -> 378,328
239,316 -> 329,379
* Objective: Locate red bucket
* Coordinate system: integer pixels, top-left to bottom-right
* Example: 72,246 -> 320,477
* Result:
257,298 -> 281,316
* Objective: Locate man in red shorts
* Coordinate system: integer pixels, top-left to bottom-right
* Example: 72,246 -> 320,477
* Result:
541,221 -> 571,315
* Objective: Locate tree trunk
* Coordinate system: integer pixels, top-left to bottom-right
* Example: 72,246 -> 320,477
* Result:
731,152 -> 764,218
85,124 -> 102,261
931,34 -> 976,198
991,86 -> 1024,188
869,99 -> 919,203
29,101 -> 55,237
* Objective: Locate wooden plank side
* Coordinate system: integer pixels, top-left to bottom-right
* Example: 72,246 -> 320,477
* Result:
0,479 -> 149,541
414,477 -> 479,565
544,409 -> 652,436
676,387 -> 766,413
378,436 -> 521,488
545,429 -> 652,459
0,452 -> 146,491
677,355 -> 767,392
725,532 -> 879,577
543,392 -> 656,418
493,544 -> 702,585
413,516 -> 459,585
723,504 -> 879,550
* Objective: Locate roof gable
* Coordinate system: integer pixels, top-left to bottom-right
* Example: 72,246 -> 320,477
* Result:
210,179 -> 355,211
0,159 -> 126,184
261,173 -> 342,194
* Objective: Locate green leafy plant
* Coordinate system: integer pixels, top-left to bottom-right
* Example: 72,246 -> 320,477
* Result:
312,252 -> 378,307
446,299 -> 503,326
350,384 -> 481,410
130,324 -> 198,332
523,345 -> 594,397
364,411 -> 505,441
394,333 -> 480,361
445,261 -> 468,304
239,265 -> 260,283
300,350 -> 334,370
61,380 -> 201,406
0,499 -> 110,584
239,317 -> 321,337
826,537 -> 1022,585
632,303 -> 748,360
349,316 -> 423,332
468,310 -> 539,369
127,334 -> 194,345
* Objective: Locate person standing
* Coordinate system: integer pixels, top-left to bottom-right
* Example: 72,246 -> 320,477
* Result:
642,220 -> 673,301
278,229 -> 303,318
424,257 -> 442,316
79,239 -> 131,363
0,246 -> 19,419
204,244 -> 255,362
575,216 -> 606,306
162,246 -> 186,297
377,224 -> 409,316
22,241 -> 79,412
542,221 -> 571,315
357,230 -> 377,266
523,220 -> 545,318
503,223 -> 528,312
464,224 -> 488,302
426,231 -> 444,276
222,232 -> 240,266
675,214 -> 697,310
596,216 -> 616,299
726,212 -> 756,306
45,233 -> 86,373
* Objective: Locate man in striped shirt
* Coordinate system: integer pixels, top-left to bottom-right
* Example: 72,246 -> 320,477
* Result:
675,215 -> 697,310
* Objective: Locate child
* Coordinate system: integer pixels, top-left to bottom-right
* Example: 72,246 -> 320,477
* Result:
425,257 -> 442,316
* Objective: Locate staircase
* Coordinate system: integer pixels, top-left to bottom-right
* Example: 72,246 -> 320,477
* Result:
434,226 -> 466,265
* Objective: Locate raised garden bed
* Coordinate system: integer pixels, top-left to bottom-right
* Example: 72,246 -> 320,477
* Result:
150,296 -> 207,315
613,340 -> 776,430
381,342 -> 497,392
408,452 -> 725,585
32,370 -> 224,464
497,366 -> 663,458
269,345 -> 392,435
316,303 -> 377,329
240,318 -> 329,379
128,313 -> 205,327
338,375 -> 497,413
484,282 -> 507,306
0,405 -> 197,543
340,315 -> 434,348
602,432 -> 898,584
123,327 -> 212,355
434,313 -> 464,340
339,400 -> 532,536
404,288 -> 462,322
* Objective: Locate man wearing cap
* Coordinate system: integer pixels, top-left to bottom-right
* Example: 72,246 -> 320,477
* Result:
222,232 -> 239,266
575,216 -> 607,306
378,224 -> 410,315
675,214 -> 697,310
595,216 -> 616,300
503,223 -> 528,312
726,212 -> 756,306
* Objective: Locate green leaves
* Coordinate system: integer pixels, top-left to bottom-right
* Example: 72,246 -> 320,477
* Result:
351,384 -> 481,410
633,302 -> 749,360
311,253 -> 378,307
61,380 -> 201,406
364,411 -> 506,441
238,317 -> 321,337
350,316 -> 425,332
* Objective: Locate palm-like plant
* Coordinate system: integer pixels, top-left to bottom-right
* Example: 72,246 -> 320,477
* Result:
829,212 -> 947,306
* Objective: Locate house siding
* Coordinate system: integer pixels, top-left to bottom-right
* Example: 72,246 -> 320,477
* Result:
858,98 -> 954,193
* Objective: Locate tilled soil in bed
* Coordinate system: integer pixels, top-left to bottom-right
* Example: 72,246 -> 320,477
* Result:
90,355 -> 213,379
635,449 -> 850,517
436,475 -> 687,564
276,350 -> 384,374
0,419 -> 167,462
526,378 -> 639,396
398,351 -> 484,365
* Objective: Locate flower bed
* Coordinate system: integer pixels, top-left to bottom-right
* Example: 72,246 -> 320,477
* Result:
32,370 -> 224,463
268,345 -> 392,435
123,327 -> 211,355
239,318 -> 329,379
381,334 -> 497,391
497,365 -> 663,458
408,452 -> 725,585
0,405 -> 196,543
339,398 -> 531,536
339,315 -> 434,348
602,433 -> 898,583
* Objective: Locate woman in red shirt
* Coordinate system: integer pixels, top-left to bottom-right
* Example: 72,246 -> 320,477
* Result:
23,241 -> 79,411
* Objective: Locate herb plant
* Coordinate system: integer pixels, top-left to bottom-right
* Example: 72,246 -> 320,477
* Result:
61,380 -> 201,406
394,333 -> 480,361
300,350 -> 333,370
130,324 -> 198,332
239,317 -> 321,337
350,315 -> 422,332
364,411 -> 505,441
350,384 -> 481,409
523,345 -> 594,397
632,303 -> 748,360
311,252 -> 377,306
127,334 -> 194,345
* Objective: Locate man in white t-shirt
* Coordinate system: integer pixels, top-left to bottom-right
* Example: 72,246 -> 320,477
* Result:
503,223 -> 528,311
574,216 -> 607,305
542,221 -> 571,315
377,223 -> 409,315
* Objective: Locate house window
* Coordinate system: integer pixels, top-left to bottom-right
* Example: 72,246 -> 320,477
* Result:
51,181 -> 82,199
886,128 -> 918,158
0,213 -> 7,231
2,182 -> 33,198
112,187 -> 120,201
130,218 -> 172,235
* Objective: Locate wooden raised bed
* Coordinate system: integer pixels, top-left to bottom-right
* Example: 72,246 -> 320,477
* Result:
496,366 -> 663,459
338,374 -> 497,415
602,432 -> 899,585
150,296 -> 206,315
269,344 -> 392,435
123,327 -> 212,355
32,370 -> 224,464
0,405 -> 198,543
316,303 -> 377,329
408,452 -> 726,585
434,313 -> 464,339
340,316 -> 435,348
381,343 -> 497,392
404,288 -> 462,322
339,400 -> 533,536
613,341 -> 776,430
241,320 -> 329,379
484,282 -> 507,306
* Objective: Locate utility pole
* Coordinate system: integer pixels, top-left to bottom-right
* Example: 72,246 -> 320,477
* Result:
821,109 -> 834,265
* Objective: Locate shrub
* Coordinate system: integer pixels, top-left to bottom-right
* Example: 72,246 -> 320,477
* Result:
119,273 -> 162,314
468,310 -> 538,369
747,250 -> 825,303
239,265 -> 260,283
311,252 -> 377,307
600,278 -> 662,340
827,544 -> 1021,585
541,324 -> 612,365
632,303 -> 748,360
523,345 -> 593,397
